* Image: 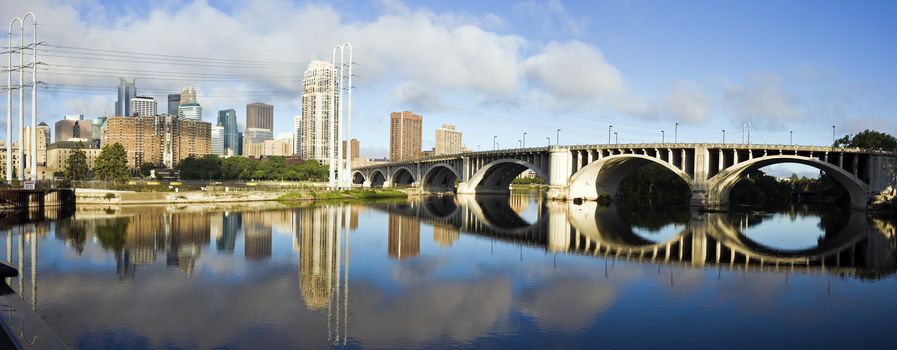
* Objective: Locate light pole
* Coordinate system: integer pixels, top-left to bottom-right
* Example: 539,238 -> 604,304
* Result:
614,132 -> 618,144
24,12 -> 35,181
6,16 -> 21,182
661,130 -> 665,144
518,139 -> 521,148
556,129 -> 560,146
546,137 -> 550,146
832,125 -> 836,146
523,132 -> 527,148
790,130 -> 793,145
608,125 -> 613,144
674,122 -> 679,143
493,136 -> 497,150
722,129 -> 726,144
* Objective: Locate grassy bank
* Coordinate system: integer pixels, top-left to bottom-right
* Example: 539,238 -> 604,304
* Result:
278,189 -> 407,202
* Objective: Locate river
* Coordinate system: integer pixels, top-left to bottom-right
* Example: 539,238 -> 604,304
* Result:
1,191 -> 895,349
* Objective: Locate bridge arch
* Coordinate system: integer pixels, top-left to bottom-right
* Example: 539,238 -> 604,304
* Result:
567,154 -> 693,201
370,169 -> 387,188
352,171 -> 366,185
391,166 -> 415,187
463,159 -> 548,195
707,155 -> 868,208
422,163 -> 460,193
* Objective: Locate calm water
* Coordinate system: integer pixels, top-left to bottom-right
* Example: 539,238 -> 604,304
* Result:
2,192 -> 896,349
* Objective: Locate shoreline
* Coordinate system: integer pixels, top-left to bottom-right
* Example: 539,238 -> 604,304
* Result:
75,188 -> 408,206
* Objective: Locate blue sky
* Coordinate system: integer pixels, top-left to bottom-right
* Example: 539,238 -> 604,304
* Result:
1,0 -> 895,162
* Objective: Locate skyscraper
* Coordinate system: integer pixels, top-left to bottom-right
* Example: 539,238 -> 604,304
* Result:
179,103 -> 202,120
167,94 -> 181,116
130,96 -> 157,117
217,109 -> 240,155
115,78 -> 136,117
180,86 -> 197,104
390,111 -> 422,161
435,124 -> 462,155
342,139 -> 360,160
246,102 -> 273,131
298,60 -> 337,162
211,125 -> 224,155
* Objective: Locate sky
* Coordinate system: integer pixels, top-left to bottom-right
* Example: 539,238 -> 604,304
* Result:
1,0 -> 895,165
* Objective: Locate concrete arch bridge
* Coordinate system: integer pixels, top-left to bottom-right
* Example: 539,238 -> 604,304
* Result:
353,144 -> 897,209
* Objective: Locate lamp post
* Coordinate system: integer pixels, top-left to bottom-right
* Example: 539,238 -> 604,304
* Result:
546,137 -> 550,146
493,136 -> 497,150
518,139 -> 521,148
661,130 -> 665,144
790,130 -> 793,145
523,132 -> 526,148
608,125 -> 613,144
674,122 -> 679,143
614,132 -> 618,144
556,129 -> 560,146
832,125 -> 836,146
722,129 -> 726,144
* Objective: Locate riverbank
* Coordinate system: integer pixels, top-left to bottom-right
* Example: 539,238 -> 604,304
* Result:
76,188 -> 407,206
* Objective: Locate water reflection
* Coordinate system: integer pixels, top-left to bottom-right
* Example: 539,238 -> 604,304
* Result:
0,194 -> 895,348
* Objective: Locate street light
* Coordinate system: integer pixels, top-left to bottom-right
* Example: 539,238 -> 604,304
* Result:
614,132 -> 618,144
722,129 -> 726,144
556,129 -> 560,145
518,139 -> 522,148
493,135 -> 497,150
608,125 -> 613,144
661,130 -> 665,144
546,137 -> 550,146
523,132 -> 527,148
832,125 -> 836,146
674,122 -> 679,143
790,130 -> 793,145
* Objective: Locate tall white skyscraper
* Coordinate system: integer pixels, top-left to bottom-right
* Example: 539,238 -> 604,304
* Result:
298,60 -> 337,162
130,96 -> 157,117
293,115 -> 301,155
211,125 -> 225,155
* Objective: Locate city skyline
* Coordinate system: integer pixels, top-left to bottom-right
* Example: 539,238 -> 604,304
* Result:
0,0 -> 892,160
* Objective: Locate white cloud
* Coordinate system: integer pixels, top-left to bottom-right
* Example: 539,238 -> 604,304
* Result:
513,0 -> 584,36
62,96 -> 112,117
661,80 -> 711,123
724,74 -> 799,125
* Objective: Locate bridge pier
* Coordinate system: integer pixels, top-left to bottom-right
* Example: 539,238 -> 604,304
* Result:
547,147 -> 572,200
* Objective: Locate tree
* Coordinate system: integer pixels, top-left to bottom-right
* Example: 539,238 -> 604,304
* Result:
834,129 -> 897,150
65,142 -> 90,182
140,162 -> 156,177
94,143 -> 130,182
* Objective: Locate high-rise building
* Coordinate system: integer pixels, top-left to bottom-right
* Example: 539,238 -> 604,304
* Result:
217,109 -> 240,155
298,60 -> 337,162
167,94 -> 181,116
130,96 -> 157,117
246,102 -> 274,131
179,103 -> 202,120
293,114 -> 302,155
115,78 -> 136,117
390,111 -> 422,161
211,125 -> 225,155
435,124 -> 462,155
242,128 -> 274,158
342,139 -> 360,160
55,117 -> 92,143
91,117 -> 107,148
102,115 -> 212,168
180,86 -> 197,105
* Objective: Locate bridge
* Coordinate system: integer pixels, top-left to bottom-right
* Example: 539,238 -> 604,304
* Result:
353,143 -> 897,209
370,196 -> 897,271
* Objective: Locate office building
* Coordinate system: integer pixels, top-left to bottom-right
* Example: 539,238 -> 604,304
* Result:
180,86 -> 197,105
179,103 -> 202,120
167,94 -> 181,116
55,117 -> 92,143
46,141 -> 101,172
217,109 -> 240,155
91,117 -> 107,147
435,124 -> 462,155
297,60 -> 337,162
389,111 -> 422,161
211,125 -> 225,155
23,122 -> 51,166
130,96 -> 157,117
115,78 -> 136,117
246,102 -> 273,131
342,138 -> 360,160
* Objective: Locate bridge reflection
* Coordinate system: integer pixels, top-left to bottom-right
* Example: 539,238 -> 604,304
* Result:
371,195 -> 897,274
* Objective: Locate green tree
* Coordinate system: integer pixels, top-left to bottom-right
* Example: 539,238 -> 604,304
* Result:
94,143 -> 130,182
139,162 -> 156,177
834,129 -> 897,149
64,142 -> 90,182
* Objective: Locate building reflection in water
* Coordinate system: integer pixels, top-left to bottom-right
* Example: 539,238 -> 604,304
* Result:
433,224 -> 459,247
388,211 -> 420,259
297,205 -> 351,345
244,212 -> 272,260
